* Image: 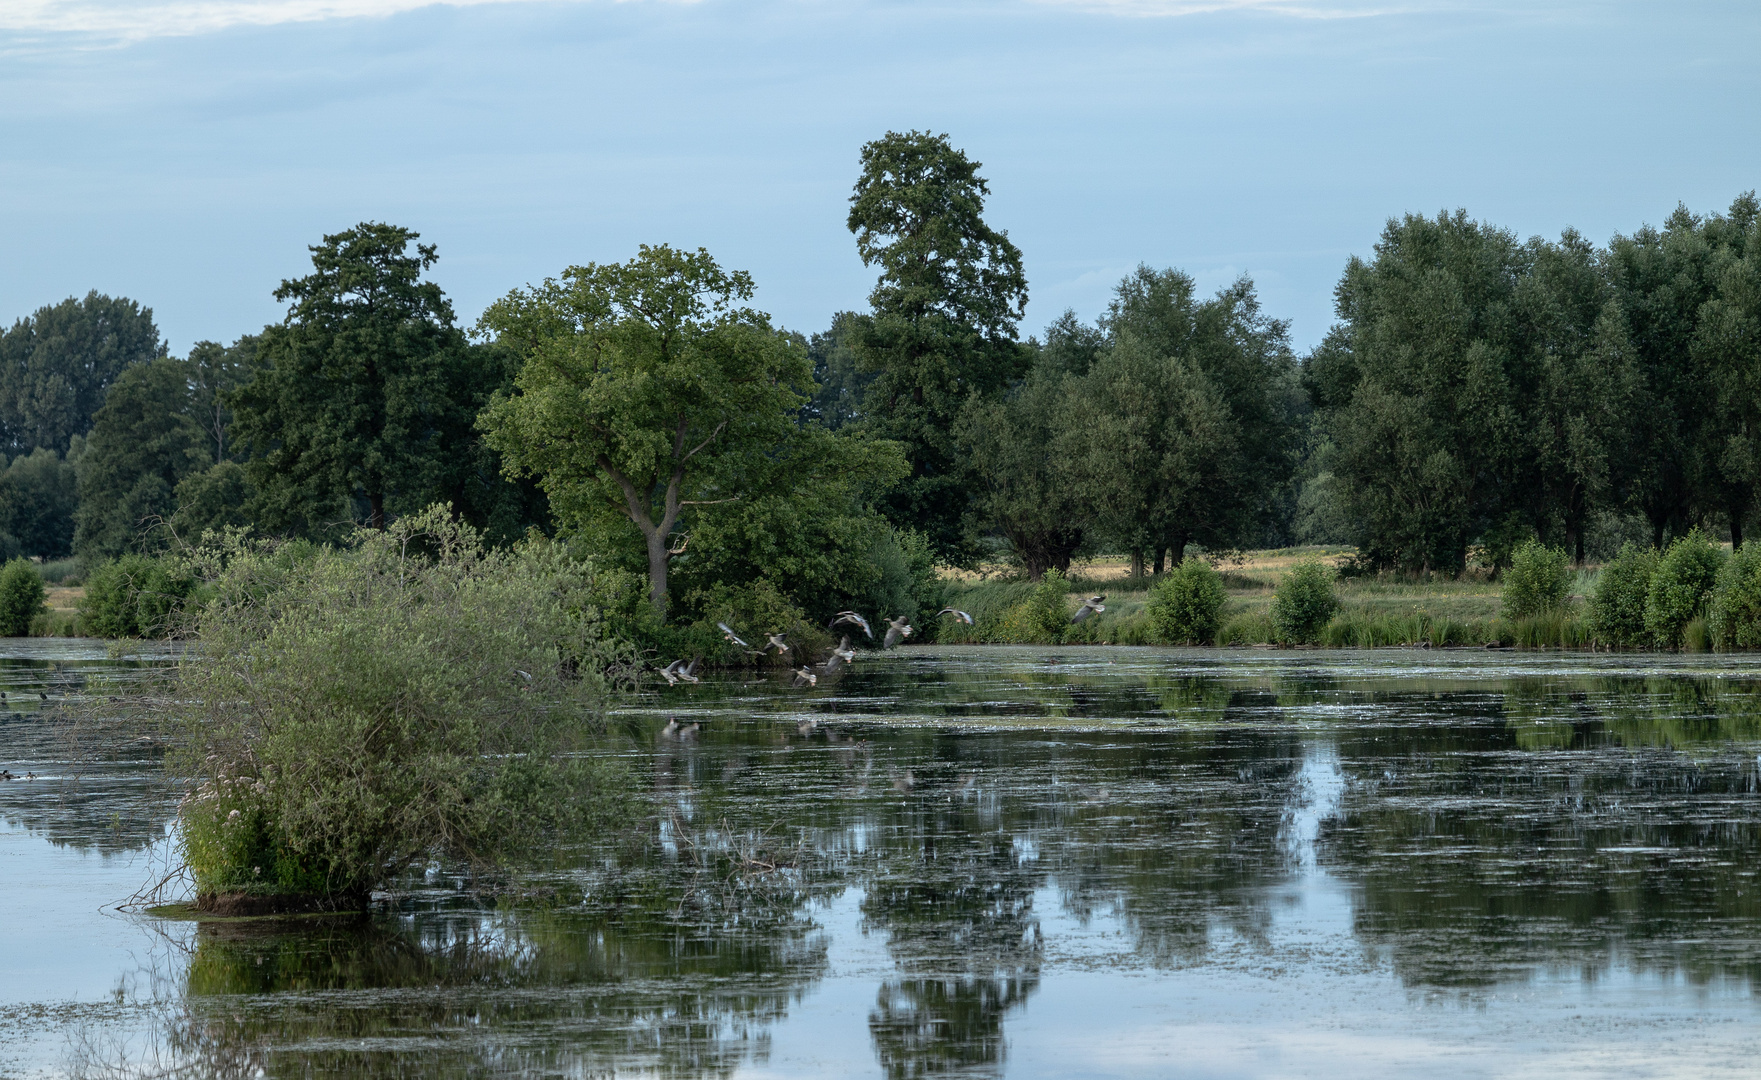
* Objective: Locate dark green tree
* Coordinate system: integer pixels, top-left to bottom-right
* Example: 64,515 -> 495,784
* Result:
230,223 -> 482,535
74,358 -> 212,560
1308,211 -> 1537,572
1083,268 -> 1301,572
0,443 -> 80,558
959,359 -> 1085,580
0,291 -> 164,456
843,131 -> 1030,562
1688,194 -> 1761,546
184,335 -> 256,465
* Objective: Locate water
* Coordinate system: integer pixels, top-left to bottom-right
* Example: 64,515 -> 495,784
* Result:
5,642 -> 1761,1077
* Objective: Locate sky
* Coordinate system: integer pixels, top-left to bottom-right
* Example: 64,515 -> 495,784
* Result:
2,0 -> 1758,355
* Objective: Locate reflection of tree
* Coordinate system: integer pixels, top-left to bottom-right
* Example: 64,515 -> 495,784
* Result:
73,899 -> 831,1080
862,804 -> 1043,1080
1333,683 -> 1761,990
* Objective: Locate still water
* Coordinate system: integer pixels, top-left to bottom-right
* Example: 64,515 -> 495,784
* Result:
4,642 -> 1761,1077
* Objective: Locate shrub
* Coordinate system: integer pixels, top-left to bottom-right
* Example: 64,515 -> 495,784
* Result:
79,553 -> 197,638
0,558 -> 45,636
1709,543 -> 1761,650
1271,559 -> 1337,643
1022,567 -> 1072,640
171,507 -> 635,911
1147,558 -> 1226,645
1589,543 -> 1659,647
1644,529 -> 1726,649
1501,540 -> 1571,620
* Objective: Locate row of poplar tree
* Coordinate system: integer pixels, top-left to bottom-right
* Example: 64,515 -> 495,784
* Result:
1,132 -> 1758,607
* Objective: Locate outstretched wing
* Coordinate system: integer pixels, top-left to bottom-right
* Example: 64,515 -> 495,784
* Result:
717,622 -> 751,648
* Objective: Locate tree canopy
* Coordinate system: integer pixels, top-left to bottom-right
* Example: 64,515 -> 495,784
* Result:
841,131 -> 1030,562
478,245 -> 817,618
0,291 -> 164,456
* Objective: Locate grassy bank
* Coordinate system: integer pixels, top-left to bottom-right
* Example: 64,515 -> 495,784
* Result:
932,550 -> 1631,650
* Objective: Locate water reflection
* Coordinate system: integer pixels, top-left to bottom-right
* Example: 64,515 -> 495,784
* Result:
13,644 -> 1761,1077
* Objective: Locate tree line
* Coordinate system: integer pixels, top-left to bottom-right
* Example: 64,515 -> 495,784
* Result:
2,131 -> 1757,638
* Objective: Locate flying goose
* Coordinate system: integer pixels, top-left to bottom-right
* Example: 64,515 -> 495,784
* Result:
792,666 -> 818,688
830,611 -> 873,639
766,632 -> 791,656
937,608 -> 974,624
1071,595 -> 1107,623
659,657 -> 702,685
883,616 -> 914,650
717,622 -> 751,648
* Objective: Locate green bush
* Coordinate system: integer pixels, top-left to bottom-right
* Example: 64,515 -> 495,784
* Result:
1022,567 -> 1072,640
1589,543 -> 1659,647
1147,558 -> 1226,645
0,558 -> 45,637
1710,543 -> 1761,650
1502,540 -> 1571,620
1271,559 -> 1338,643
172,507 -> 635,909
78,553 -> 197,638
1644,529 -> 1726,649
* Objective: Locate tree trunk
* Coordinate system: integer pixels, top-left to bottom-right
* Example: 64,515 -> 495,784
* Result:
645,528 -> 670,617
369,490 -> 385,530
1130,549 -> 1145,580
1573,527 -> 1585,567
1153,546 -> 1168,576
1169,534 -> 1188,568
1733,509 -> 1745,552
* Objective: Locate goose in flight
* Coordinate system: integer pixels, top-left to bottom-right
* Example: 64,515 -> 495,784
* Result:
659,657 -> 702,685
830,611 -> 873,639
883,616 -> 914,650
717,622 -> 751,648
792,666 -> 818,688
823,636 -> 858,675
937,608 -> 973,624
766,632 -> 791,656
1071,595 -> 1107,623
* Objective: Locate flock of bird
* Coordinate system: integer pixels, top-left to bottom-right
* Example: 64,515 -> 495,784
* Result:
657,594 -> 1107,692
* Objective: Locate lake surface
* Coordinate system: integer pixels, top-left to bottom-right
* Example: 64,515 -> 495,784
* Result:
5,642 -> 1761,1078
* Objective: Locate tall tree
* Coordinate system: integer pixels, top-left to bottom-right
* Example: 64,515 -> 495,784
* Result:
230,223 -> 477,535
959,359 -> 1086,581
1308,211 -> 1537,573
74,358 -> 211,559
1693,193 -> 1761,546
0,444 -> 81,559
844,131 -> 1030,562
0,291 -> 163,455
478,245 -> 814,618
1090,268 -> 1301,571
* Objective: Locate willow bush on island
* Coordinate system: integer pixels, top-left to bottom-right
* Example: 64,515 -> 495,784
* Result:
169,506 -> 637,914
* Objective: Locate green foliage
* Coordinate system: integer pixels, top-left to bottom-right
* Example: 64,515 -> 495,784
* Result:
1011,567 -> 1071,641
843,131 -> 1030,562
231,223 -> 511,538
172,461 -> 255,540
0,291 -> 164,456
1589,543 -> 1659,647
1501,540 -> 1572,619
1644,528 -> 1726,649
958,358 -> 1084,580
74,357 -> 212,560
1270,560 -> 1338,643
1709,543 -> 1761,650
0,444 -> 80,558
480,244 -> 816,619
1147,558 -> 1227,644
171,507 -> 635,904
0,558 -> 45,636
78,553 -> 196,638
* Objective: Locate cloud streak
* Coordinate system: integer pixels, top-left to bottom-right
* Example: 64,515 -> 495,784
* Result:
1,0 -> 1412,43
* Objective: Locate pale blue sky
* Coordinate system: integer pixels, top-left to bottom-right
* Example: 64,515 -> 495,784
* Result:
3,1 -> 1757,354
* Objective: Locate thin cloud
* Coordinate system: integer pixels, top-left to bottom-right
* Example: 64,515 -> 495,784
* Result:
2,0 -> 1421,44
